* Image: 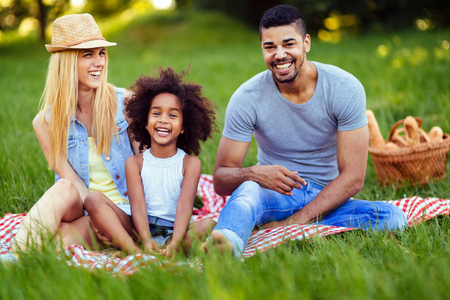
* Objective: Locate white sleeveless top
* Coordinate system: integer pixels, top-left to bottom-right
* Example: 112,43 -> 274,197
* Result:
141,148 -> 186,222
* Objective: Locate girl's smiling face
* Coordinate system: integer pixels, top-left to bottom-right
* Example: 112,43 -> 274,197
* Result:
146,93 -> 184,151
77,47 -> 106,92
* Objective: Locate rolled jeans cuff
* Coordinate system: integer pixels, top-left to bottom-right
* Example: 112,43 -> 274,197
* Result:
214,229 -> 244,257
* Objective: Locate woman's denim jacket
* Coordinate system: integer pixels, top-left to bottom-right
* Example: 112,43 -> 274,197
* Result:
53,87 -> 134,201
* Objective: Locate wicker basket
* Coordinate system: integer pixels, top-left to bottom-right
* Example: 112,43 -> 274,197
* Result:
369,118 -> 450,187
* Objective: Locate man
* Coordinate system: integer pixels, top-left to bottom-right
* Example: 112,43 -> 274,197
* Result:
205,5 -> 407,256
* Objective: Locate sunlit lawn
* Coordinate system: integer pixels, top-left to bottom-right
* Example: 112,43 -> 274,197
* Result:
1,9 -> 450,299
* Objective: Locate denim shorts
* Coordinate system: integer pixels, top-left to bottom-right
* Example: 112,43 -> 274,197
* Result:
148,215 -> 174,238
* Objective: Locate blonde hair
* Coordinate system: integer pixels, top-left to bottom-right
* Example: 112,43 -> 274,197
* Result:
39,49 -> 118,167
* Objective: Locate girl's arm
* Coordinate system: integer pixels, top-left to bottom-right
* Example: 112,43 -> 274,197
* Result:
165,155 -> 202,257
33,111 -> 89,200
126,155 -> 160,252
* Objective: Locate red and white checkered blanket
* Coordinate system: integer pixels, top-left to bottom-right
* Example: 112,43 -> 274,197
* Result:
1,174 -> 449,276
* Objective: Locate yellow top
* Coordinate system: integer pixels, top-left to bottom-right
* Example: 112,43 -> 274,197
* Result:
88,137 -> 128,205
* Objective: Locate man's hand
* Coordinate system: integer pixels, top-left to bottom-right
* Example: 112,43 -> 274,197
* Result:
252,165 -> 306,196
213,137 -> 307,196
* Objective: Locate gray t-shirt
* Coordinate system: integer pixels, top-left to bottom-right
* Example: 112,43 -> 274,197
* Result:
223,61 -> 368,187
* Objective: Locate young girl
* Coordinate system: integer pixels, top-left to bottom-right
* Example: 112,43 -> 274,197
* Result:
84,67 -> 217,257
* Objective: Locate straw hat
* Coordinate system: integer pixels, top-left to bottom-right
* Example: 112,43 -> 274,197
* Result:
45,13 -> 116,53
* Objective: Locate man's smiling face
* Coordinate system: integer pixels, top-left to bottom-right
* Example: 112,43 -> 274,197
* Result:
261,24 -> 310,84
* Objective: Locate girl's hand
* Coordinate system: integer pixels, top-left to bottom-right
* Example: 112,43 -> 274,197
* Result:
162,242 -> 179,258
144,239 -> 160,254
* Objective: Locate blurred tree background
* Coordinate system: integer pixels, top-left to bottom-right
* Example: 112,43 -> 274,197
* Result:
191,0 -> 450,32
1,0 -> 449,43
0,0 -> 160,42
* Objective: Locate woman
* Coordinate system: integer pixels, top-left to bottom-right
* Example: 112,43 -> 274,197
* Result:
10,13 -> 138,253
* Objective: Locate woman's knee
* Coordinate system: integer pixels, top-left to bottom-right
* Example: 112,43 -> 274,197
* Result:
53,179 -> 78,199
39,179 -> 81,212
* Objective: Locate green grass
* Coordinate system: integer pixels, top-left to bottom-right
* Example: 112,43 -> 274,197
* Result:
1,9 -> 450,299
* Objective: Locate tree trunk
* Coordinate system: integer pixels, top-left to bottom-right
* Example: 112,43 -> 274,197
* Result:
37,0 -> 46,42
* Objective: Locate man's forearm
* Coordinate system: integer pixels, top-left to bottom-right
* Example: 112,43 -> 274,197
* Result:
213,166 -> 255,196
288,173 -> 364,224
214,164 -> 306,197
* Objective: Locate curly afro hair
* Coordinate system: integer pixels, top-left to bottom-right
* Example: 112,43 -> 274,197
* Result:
126,67 -> 218,156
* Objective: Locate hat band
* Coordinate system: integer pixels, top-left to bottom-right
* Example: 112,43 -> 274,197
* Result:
59,36 -> 106,47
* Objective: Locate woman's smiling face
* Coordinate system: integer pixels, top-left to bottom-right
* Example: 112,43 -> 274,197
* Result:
77,47 -> 106,92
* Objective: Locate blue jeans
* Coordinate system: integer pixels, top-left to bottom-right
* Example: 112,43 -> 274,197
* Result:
213,181 -> 408,256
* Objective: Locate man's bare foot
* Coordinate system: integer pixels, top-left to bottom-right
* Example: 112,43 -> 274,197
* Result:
201,231 -> 233,254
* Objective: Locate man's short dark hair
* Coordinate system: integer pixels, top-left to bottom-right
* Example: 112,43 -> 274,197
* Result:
259,5 -> 307,39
